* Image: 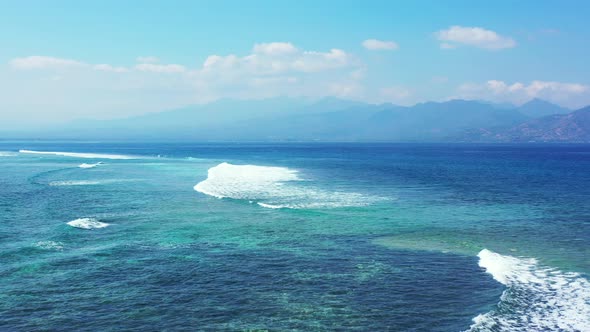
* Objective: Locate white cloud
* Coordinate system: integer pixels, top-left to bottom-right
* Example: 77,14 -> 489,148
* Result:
457,80 -> 590,108
11,43 -> 355,78
362,39 -> 399,50
194,44 -> 360,102
293,49 -> 352,72
201,46 -> 355,75
135,63 -> 187,73
253,42 -> 298,55
202,55 -> 240,70
10,56 -> 85,69
11,56 -> 184,74
94,64 -> 129,73
435,26 -> 516,50
4,43 -> 366,124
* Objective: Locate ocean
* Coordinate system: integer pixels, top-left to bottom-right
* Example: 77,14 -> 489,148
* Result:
0,142 -> 588,331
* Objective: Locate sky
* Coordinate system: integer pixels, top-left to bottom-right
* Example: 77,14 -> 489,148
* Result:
1,0 -> 590,127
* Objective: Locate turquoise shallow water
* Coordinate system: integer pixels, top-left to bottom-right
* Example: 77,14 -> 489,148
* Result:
0,143 -> 588,331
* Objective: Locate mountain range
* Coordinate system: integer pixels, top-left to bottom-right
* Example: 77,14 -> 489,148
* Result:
5,97 -> 590,142
460,105 -> 590,142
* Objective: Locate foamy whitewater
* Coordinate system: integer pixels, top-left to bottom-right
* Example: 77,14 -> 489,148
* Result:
79,162 -> 103,168
19,150 -> 138,160
49,179 -> 139,186
50,180 -> 103,186
67,218 -> 110,229
34,241 -> 64,251
467,249 -> 590,332
0,151 -> 17,157
194,162 -> 381,209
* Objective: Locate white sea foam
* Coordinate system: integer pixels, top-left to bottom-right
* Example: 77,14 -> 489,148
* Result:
194,162 -> 300,199
257,202 -> 287,209
49,179 -> 138,186
194,162 -> 382,209
0,151 -> 17,157
467,249 -> 590,332
50,180 -> 103,186
67,218 -> 109,229
79,162 -> 103,168
34,241 -> 64,250
19,149 -> 138,159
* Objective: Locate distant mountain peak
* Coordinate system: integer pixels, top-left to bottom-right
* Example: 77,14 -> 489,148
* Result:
521,98 -> 555,106
517,98 -> 569,118
457,105 -> 590,142
13,97 -> 589,142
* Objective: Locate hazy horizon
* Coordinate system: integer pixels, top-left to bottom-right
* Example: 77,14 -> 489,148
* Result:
2,0 -> 590,131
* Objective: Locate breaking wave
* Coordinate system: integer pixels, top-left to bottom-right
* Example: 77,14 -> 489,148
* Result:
67,218 -> 110,229
79,162 -> 103,168
194,162 -> 383,209
467,249 -> 590,332
0,151 -> 17,157
19,150 -> 138,160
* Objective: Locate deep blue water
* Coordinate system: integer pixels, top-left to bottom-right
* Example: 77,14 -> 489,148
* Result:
0,143 -> 588,331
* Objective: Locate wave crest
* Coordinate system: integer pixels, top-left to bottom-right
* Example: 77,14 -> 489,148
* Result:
467,249 -> 589,332
67,218 -> 109,229
79,162 -> 103,168
19,150 -> 137,160
195,162 -> 382,209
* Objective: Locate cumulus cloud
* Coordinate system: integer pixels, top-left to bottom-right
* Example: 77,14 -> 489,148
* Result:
194,44 -> 360,102
435,26 -> 516,50
93,64 -> 129,73
11,43 -> 355,78
201,47 -> 355,75
362,39 -> 399,50
11,55 -> 185,74
457,80 -> 590,108
294,49 -> 352,72
253,42 -> 298,55
10,56 -> 85,69
4,42 -> 365,123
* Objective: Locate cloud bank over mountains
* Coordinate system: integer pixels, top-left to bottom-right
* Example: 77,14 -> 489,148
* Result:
2,25 -> 589,126
457,80 -> 589,106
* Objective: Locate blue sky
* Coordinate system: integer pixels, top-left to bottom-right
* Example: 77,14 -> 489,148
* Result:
1,0 -> 590,126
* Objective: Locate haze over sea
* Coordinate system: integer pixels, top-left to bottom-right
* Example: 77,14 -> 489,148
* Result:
1,142 -> 588,331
